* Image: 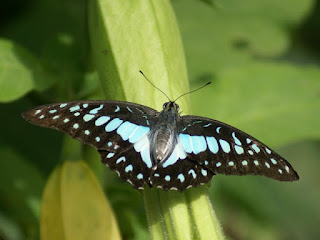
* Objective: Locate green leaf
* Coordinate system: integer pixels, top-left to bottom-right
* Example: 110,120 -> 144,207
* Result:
191,62 -> 320,147
0,146 -> 44,239
198,0 -> 220,8
173,0 -> 314,79
0,39 -> 55,102
0,212 -> 24,240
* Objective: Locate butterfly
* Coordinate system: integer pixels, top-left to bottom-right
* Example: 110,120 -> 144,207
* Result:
22,79 -> 299,191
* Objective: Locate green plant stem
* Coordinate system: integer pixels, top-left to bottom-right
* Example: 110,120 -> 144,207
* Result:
88,0 -> 224,239
144,187 -> 224,240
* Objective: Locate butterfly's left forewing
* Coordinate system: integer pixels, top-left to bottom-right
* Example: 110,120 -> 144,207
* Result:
179,115 -> 299,182
22,100 -> 159,189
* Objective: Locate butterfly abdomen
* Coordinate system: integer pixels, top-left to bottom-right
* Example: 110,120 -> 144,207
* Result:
151,126 -> 176,163
149,103 -> 181,165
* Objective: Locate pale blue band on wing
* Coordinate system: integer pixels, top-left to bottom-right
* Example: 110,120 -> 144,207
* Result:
95,116 -> 110,126
206,136 -> 219,154
190,136 -> 207,154
129,126 -> 149,143
134,134 -> 152,168
117,121 -> 139,141
219,139 -> 231,153
179,134 -> 207,155
179,133 -> 192,153
105,118 -> 123,132
162,140 -> 187,168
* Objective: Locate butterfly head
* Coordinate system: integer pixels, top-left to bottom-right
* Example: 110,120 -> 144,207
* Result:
163,101 -> 180,112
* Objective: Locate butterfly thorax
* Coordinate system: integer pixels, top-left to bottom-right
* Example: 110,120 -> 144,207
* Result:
150,102 -> 180,165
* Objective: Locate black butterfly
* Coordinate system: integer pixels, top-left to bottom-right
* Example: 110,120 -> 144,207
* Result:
22,97 -> 299,191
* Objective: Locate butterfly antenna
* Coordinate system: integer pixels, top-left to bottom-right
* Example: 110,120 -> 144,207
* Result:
139,70 -> 171,102
173,82 -> 211,102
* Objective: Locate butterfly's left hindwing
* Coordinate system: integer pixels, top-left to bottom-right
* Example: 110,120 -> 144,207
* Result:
179,115 -> 299,181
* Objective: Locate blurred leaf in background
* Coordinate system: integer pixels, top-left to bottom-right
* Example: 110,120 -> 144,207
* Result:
174,0 -> 320,239
0,0 -> 319,239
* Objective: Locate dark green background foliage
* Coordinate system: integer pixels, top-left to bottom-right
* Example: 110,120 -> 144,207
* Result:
0,0 -> 319,239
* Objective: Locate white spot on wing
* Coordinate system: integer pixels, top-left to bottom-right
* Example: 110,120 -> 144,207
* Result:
232,132 -> 242,145
251,144 -> 260,153
188,169 -> 196,178
177,173 -> 185,182
125,164 -> 133,172
127,106 -> 133,113
265,147 -> 271,154
116,156 -> 125,164
70,105 -> 80,112
285,166 -> 290,173
201,169 -> 208,176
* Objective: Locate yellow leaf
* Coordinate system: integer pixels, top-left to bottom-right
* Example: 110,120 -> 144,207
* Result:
40,161 -> 121,240
40,166 -> 65,240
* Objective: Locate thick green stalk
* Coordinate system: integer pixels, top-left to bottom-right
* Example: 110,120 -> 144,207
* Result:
88,0 -> 224,239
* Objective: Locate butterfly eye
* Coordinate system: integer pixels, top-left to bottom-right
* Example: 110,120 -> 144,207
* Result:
163,102 -> 169,109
